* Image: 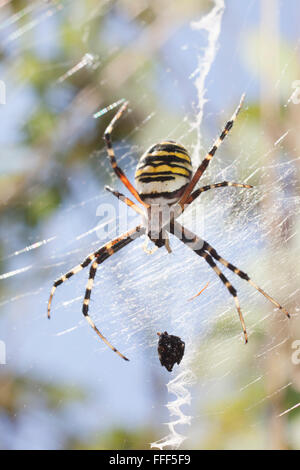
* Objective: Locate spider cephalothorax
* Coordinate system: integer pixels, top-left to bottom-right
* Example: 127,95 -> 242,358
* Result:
142,203 -> 178,252
47,97 -> 290,362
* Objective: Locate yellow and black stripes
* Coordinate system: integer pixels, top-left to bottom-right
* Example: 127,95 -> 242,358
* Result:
135,141 -> 192,203
47,97 -> 291,365
47,225 -> 145,360
180,94 -> 245,206
170,221 -> 290,343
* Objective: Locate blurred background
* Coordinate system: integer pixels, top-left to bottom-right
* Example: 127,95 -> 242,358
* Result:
0,0 -> 300,450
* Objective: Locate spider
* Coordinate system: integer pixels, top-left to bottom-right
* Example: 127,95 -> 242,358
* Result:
47,96 -> 290,361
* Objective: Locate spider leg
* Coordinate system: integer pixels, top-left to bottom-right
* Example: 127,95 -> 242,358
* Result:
202,251 -> 248,342
186,181 -> 253,206
201,239 -> 290,318
172,181 -> 252,220
169,221 -> 290,327
105,185 -> 144,216
48,253 -> 96,319
170,221 -> 248,342
103,101 -> 148,207
105,186 -> 172,253
82,259 -> 129,360
47,225 -> 144,321
179,94 -> 245,206
82,227 -> 144,361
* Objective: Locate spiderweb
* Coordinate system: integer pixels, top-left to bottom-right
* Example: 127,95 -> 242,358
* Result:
1,0 -> 300,450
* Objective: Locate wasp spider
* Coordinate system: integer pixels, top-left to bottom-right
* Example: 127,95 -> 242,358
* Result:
47,96 -> 290,361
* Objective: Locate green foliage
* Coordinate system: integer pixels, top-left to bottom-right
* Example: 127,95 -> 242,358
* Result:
0,371 -> 86,447
67,426 -> 157,450
24,186 -> 62,227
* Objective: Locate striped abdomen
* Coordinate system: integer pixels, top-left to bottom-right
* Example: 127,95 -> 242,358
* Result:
135,141 -> 192,205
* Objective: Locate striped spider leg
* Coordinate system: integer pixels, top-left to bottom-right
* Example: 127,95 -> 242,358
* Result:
104,190 -> 290,343
104,186 -> 172,254
179,94 -> 245,208
104,183 -> 252,255
105,181 -> 253,226
103,97 -> 250,241
172,180 -> 253,221
105,186 -> 145,217
103,101 -> 149,208
169,221 -> 290,343
47,225 -> 145,361
185,181 -> 252,206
